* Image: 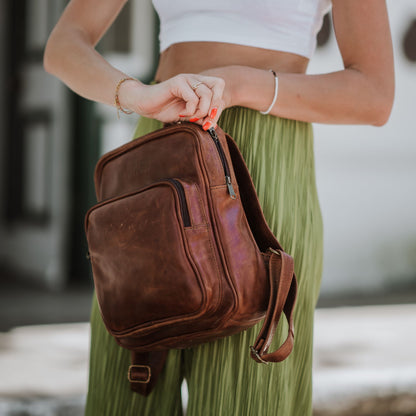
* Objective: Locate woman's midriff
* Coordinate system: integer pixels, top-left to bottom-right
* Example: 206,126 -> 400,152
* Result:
154,41 -> 309,82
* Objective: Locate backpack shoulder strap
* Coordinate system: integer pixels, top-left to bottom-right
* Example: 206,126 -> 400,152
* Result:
225,133 -> 298,363
225,134 -> 284,251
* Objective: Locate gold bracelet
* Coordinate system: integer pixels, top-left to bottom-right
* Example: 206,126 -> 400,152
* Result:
114,76 -> 136,119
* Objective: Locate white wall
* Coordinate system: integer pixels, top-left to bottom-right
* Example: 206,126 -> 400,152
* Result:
309,0 -> 416,296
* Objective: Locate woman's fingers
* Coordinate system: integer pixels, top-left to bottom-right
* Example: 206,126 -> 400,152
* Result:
199,76 -> 225,123
189,75 -> 225,129
161,73 -> 226,124
171,75 -> 200,117
128,73 -> 227,124
190,83 -> 213,119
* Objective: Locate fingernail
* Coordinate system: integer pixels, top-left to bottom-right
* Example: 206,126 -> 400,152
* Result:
203,121 -> 211,131
189,117 -> 199,122
210,108 -> 217,119
179,115 -> 186,118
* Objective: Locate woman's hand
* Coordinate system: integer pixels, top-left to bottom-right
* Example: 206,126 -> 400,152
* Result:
44,0 -> 230,128
118,73 -> 226,129
196,66 -> 237,127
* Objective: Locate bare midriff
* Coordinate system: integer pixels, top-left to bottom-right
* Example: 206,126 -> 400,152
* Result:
154,41 -> 309,82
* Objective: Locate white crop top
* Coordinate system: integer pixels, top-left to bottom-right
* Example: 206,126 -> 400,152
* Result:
152,0 -> 332,59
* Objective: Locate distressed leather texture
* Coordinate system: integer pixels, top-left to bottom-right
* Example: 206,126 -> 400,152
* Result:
85,123 -> 297,395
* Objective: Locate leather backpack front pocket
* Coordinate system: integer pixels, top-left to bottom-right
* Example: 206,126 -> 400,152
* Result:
85,179 -> 207,335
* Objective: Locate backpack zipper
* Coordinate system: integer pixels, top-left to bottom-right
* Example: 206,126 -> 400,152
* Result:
166,179 -> 191,227
207,128 -> 237,199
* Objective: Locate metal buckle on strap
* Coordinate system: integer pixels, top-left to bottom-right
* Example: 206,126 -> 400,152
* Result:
250,346 -> 270,365
128,365 -> 152,383
267,247 -> 281,256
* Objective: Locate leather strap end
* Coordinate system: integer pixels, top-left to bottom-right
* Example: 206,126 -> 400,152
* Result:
250,249 -> 297,364
129,350 -> 168,396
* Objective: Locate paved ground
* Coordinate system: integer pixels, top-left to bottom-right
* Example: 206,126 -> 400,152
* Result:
1,273 -> 416,415
313,304 -> 416,415
1,303 -> 416,415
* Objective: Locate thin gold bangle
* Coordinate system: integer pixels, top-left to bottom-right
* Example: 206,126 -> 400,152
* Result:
114,76 -> 136,119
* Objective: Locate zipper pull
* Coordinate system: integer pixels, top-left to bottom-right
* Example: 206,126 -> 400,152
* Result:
226,176 -> 237,199
208,127 -> 218,141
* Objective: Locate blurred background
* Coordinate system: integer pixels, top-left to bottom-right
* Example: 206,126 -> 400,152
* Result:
0,1 -> 415,415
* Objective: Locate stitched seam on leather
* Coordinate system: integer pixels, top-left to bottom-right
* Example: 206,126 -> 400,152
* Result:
185,224 -> 209,230
190,142 -> 222,312
171,184 -> 211,323
194,183 -> 208,224
202,129 -> 239,319
204,222 -> 223,313
209,184 -> 228,190
201,185 -> 228,314
193,136 -> 226,314
207,187 -> 239,321
178,212 -> 209,322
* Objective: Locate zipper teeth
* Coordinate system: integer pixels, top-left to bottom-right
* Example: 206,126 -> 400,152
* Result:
166,179 -> 191,227
207,128 -> 236,199
208,129 -> 231,178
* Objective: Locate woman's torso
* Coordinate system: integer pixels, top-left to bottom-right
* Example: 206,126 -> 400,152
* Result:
154,42 -> 309,82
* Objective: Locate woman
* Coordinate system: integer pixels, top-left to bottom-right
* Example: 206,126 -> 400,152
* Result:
44,1 -> 394,415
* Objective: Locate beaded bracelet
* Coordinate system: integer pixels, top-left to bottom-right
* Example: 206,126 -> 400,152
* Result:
259,69 -> 279,115
114,76 -> 136,119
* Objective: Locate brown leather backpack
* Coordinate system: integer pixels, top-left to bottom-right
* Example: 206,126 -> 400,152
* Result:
85,122 -> 297,396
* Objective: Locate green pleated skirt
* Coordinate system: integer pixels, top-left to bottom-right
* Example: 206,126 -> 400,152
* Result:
85,106 -> 324,416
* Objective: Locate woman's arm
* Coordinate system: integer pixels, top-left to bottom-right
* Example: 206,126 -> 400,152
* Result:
44,0 -> 224,125
44,0 -> 133,106
213,0 -> 395,126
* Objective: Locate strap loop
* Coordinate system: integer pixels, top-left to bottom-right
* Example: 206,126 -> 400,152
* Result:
128,365 -> 151,384
250,345 -> 270,365
129,351 -> 168,396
